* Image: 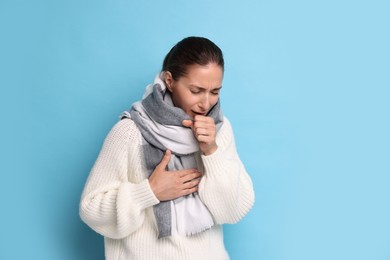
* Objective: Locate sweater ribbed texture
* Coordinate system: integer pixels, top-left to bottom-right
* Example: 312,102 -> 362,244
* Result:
79,117 -> 255,260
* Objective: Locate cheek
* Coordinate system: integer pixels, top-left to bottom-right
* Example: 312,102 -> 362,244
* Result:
186,97 -> 199,109
210,96 -> 219,106
174,92 -> 196,110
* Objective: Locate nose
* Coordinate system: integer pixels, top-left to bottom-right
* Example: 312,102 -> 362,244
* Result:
199,94 -> 211,112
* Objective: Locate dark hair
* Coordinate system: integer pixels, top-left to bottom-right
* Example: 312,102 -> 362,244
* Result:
162,36 -> 224,80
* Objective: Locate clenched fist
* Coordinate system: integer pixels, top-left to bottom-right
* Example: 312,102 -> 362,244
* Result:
182,115 -> 218,156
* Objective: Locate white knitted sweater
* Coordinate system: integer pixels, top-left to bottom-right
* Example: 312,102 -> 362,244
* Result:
79,117 -> 254,260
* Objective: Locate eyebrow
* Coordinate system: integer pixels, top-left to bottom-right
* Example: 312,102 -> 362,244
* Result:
189,84 -> 223,90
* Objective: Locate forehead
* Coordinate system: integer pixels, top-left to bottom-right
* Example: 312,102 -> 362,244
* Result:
180,63 -> 223,88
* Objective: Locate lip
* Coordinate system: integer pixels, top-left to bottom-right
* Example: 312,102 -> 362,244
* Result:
192,111 -> 206,116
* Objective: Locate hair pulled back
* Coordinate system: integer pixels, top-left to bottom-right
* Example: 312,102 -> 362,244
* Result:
162,36 -> 224,80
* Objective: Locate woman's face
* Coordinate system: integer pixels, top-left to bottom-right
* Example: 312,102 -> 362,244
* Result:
165,63 -> 223,119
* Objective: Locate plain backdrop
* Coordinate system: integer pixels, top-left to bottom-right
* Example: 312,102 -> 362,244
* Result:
1,0 -> 389,259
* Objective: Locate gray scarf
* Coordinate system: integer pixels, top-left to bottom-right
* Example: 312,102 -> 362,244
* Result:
121,82 -> 223,238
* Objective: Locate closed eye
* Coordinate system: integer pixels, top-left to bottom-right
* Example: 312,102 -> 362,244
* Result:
189,85 -> 222,95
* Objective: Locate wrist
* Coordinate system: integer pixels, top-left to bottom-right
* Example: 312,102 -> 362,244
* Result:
148,178 -> 159,199
202,144 -> 218,156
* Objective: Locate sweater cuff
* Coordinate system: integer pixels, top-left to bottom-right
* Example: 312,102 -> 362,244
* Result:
201,146 -> 227,178
121,180 -> 160,210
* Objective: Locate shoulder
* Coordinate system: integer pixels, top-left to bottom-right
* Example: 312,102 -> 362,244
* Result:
105,118 -> 141,144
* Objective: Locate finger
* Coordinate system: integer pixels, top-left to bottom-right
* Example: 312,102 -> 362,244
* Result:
194,115 -> 215,123
182,119 -> 194,128
181,186 -> 199,196
193,120 -> 215,131
181,172 -> 202,183
156,150 -> 171,171
197,135 -> 214,144
194,128 -> 209,137
178,169 -> 201,178
183,178 -> 201,189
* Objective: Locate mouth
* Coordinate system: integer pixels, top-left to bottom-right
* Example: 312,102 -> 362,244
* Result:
192,111 -> 206,116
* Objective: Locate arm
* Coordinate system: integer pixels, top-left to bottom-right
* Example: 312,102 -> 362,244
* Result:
198,118 -> 255,224
79,119 -> 159,239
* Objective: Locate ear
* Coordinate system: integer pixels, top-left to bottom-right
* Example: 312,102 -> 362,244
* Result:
164,71 -> 174,92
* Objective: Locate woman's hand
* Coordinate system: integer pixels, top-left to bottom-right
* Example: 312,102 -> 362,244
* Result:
148,150 -> 202,201
183,115 -> 218,156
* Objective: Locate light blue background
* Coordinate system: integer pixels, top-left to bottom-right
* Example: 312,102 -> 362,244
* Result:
1,0 -> 389,259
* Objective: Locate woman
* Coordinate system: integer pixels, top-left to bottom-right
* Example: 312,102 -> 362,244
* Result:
80,36 -> 255,260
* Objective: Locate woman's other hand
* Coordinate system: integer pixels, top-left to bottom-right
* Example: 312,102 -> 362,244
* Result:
148,150 -> 202,201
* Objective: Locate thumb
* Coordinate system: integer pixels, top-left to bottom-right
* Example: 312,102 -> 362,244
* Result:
182,119 -> 193,128
156,149 -> 171,171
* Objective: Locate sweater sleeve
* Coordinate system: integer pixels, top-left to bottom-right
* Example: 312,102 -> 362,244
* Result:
79,119 -> 160,239
198,117 -> 255,224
